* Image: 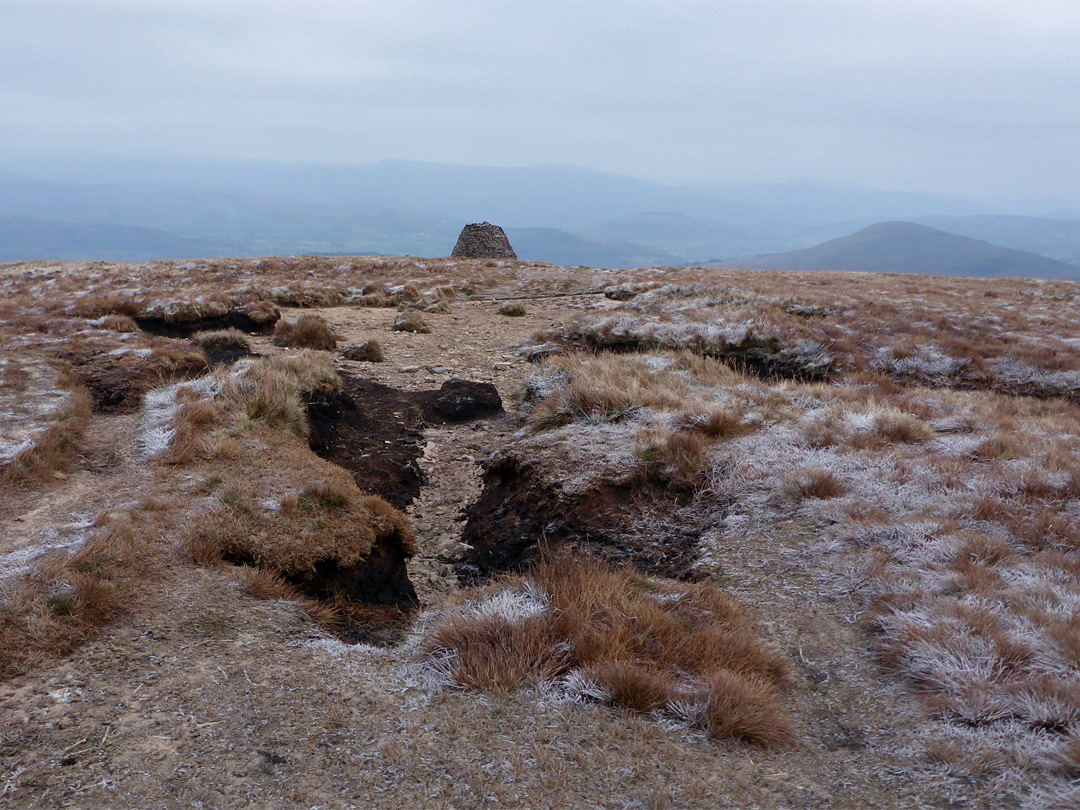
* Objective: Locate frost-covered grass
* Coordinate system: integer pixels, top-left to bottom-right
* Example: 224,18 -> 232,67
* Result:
517,338 -> 1080,798
0,360 -> 73,466
527,273 -> 1080,400
137,374 -> 227,459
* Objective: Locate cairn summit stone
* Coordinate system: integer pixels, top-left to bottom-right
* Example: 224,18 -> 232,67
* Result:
451,222 -> 517,260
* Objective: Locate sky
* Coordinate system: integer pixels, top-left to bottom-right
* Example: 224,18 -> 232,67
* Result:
2,1 -> 1079,205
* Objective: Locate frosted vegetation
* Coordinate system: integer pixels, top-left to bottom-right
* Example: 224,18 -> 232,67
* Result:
6,257 -> 1080,805
514,277 -> 1080,800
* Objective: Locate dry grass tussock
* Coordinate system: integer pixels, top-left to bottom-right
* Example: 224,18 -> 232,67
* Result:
0,514 -> 158,679
192,327 -> 252,353
272,313 -> 338,350
170,369 -> 416,631
216,351 -> 340,438
513,352 -> 763,493
422,553 -> 792,745
162,356 -> 412,582
183,483 -> 413,579
157,353 -> 340,465
521,351 -> 746,430
1,375 -> 92,487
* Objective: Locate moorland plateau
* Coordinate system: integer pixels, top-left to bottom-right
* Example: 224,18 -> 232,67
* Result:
3,255 -> 1080,809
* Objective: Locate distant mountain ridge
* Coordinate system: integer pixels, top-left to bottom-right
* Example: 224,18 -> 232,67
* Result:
717,222 -> 1080,279
1,152 -> 1079,272
0,217 -> 230,262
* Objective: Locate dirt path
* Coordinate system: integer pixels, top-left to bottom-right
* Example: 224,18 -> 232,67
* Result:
296,300 -> 597,605
1,411 -> 146,581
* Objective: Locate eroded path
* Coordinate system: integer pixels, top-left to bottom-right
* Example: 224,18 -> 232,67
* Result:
0,411 -> 147,581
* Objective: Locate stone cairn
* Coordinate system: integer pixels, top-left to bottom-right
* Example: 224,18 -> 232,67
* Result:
451,222 -> 517,260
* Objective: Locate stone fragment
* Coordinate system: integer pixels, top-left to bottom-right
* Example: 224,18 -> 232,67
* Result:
342,341 -> 384,362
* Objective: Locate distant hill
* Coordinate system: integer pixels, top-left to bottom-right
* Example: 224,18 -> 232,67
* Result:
913,214 -> 1080,266
506,227 -> 682,269
3,152 -> 1078,269
0,217 -> 230,262
717,221 -> 1080,280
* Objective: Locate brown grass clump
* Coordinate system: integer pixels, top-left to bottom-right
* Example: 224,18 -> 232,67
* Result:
422,553 -> 792,745
235,565 -> 340,626
273,314 -> 338,350
0,517 -> 146,679
148,341 -> 211,376
873,411 -> 934,444
523,353 -> 711,429
781,467 -> 846,501
1,386 -> 92,486
193,327 -> 252,353
219,352 -> 340,437
196,470 -> 414,584
700,671 -> 794,744
392,310 -> 431,333
634,424 -> 710,490
168,398 -> 225,465
847,410 -> 934,449
971,431 -> 1025,461
676,404 -> 751,439
425,613 -> 568,693
100,314 -> 139,332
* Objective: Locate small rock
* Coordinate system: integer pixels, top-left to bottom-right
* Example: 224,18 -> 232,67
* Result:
399,366 -> 419,373
603,284 -> 638,300
341,340 -> 384,362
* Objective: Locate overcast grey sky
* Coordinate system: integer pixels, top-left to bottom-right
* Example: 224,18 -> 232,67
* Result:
2,1 -> 1078,204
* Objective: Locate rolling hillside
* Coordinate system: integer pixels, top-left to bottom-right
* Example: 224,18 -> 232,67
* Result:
718,221 -> 1080,279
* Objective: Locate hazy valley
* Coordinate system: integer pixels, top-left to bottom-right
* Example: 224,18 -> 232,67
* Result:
3,155 -> 1079,277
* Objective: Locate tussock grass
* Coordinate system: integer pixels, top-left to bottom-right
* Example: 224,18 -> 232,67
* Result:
193,327 -> 252,353
781,467 -> 846,501
521,352 -> 744,431
182,461 -> 413,586
422,554 -> 792,745
272,313 -> 338,350
217,352 -> 340,438
235,565 -> 340,626
100,314 -> 139,332
0,516 -> 148,679
1,384 -> 92,486
633,424 -> 711,490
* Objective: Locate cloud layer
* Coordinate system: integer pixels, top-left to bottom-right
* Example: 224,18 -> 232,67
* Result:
2,2 -> 1078,204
